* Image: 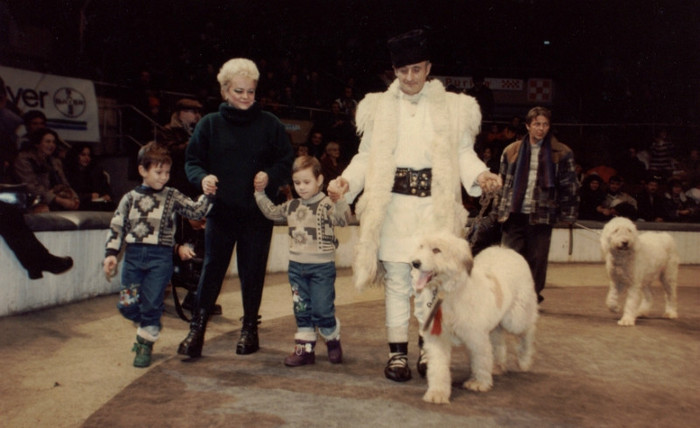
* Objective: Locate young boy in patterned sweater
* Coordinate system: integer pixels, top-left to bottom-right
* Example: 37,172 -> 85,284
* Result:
254,155 -> 351,366
104,142 -> 214,367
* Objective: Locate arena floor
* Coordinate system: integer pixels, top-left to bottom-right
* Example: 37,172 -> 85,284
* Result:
1,264 -> 698,427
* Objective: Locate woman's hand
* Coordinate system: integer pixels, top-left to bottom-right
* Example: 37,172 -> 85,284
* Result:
254,171 -> 269,191
202,174 -> 218,195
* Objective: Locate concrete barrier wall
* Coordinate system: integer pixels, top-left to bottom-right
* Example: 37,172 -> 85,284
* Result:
2,216 -> 699,316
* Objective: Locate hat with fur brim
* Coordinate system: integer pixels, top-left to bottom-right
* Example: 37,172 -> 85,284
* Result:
387,29 -> 430,68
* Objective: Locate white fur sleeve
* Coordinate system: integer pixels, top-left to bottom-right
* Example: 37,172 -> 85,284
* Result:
341,93 -> 379,203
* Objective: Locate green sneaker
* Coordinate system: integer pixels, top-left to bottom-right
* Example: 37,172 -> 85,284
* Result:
132,336 -> 154,368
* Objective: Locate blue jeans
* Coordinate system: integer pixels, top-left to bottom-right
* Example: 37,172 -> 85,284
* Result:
288,261 -> 337,336
117,244 -> 173,331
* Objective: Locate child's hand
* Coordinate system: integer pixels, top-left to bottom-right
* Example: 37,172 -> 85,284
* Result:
103,255 -> 118,280
254,171 -> 269,192
202,174 -> 218,195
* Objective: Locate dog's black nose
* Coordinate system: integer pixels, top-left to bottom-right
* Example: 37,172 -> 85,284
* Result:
412,260 -> 421,269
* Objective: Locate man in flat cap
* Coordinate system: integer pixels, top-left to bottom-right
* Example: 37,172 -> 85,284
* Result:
328,29 -> 501,382
159,98 -> 203,196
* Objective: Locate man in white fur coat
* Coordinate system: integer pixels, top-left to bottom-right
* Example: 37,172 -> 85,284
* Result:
328,29 -> 501,382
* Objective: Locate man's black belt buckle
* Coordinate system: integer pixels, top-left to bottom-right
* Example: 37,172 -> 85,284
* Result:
392,167 -> 431,197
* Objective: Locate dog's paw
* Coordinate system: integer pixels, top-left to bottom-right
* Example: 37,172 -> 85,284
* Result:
605,297 -> 619,313
617,317 -> 636,326
492,363 -> 507,376
606,303 -> 620,313
517,355 -> 534,372
663,310 -> 678,319
464,378 -> 492,392
423,389 -> 451,404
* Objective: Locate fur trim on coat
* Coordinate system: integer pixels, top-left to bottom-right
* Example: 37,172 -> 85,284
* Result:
351,79 -> 481,290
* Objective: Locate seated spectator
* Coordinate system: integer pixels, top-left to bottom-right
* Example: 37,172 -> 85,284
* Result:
159,98 -> 203,197
315,101 -> 356,154
602,175 -> 638,220
0,200 -> 73,279
334,86 -> 358,118
492,125 -> 517,163
13,128 -> 79,211
635,175 -> 665,222
295,143 -> 310,157
578,174 -> 607,221
63,143 -> 115,211
306,130 -> 326,159
663,178 -> 699,222
686,179 -> 700,205
18,110 -> 47,151
320,141 -> 346,192
677,146 -> 700,187
586,163 -> 617,184
648,129 -> 675,180
613,146 -> 648,191
479,146 -> 499,174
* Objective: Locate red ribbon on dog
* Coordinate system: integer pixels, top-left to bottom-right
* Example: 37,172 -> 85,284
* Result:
430,306 -> 442,335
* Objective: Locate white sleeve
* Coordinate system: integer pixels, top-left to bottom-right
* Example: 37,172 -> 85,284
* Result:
341,129 -> 371,203
458,129 -> 489,197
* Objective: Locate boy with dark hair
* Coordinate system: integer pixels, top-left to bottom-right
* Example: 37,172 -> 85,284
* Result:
104,142 -> 214,367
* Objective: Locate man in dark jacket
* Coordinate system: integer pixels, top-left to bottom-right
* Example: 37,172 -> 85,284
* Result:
496,106 -> 580,304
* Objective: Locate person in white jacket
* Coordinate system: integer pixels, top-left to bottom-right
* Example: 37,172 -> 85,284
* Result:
328,29 -> 501,382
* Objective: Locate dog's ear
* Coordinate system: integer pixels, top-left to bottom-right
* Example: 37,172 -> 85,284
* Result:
459,239 -> 474,275
465,256 -> 474,275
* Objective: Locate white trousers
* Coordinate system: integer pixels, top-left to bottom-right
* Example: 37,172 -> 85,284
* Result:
382,261 -> 435,343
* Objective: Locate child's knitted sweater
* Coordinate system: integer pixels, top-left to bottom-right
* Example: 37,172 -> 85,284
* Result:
254,191 -> 350,263
105,185 -> 212,257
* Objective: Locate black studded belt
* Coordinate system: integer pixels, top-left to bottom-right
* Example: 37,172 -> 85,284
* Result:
392,167 -> 432,197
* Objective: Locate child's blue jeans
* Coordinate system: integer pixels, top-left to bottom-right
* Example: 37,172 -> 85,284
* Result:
117,244 -> 173,333
288,260 -> 337,336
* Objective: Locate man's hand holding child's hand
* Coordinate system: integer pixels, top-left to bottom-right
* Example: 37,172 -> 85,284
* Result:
327,177 -> 349,202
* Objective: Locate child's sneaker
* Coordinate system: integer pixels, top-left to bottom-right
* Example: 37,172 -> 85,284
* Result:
326,339 -> 343,364
132,336 -> 154,368
284,340 -> 316,367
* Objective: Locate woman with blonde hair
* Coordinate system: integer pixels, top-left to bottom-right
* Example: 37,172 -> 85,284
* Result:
178,58 -> 294,359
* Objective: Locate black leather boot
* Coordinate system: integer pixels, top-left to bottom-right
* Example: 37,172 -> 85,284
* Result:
178,308 -> 209,358
236,319 -> 260,355
28,255 -> 73,280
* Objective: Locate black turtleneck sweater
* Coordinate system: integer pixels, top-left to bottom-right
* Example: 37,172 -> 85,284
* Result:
185,102 -> 293,215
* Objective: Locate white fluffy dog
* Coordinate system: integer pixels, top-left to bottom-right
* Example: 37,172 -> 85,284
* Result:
411,233 -> 538,404
600,216 -> 679,326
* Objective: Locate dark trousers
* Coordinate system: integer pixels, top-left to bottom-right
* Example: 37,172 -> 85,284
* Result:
196,208 -> 273,323
0,201 -> 51,272
501,213 -> 552,302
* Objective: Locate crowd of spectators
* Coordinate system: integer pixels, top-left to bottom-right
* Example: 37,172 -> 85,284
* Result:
4,55 -> 700,225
